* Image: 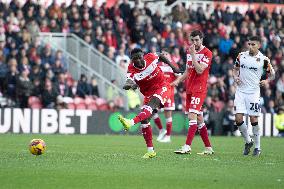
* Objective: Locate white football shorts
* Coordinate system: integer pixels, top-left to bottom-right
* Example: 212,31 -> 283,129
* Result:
234,90 -> 261,116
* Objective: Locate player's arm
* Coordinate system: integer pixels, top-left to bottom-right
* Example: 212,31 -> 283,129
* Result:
267,59 -> 275,80
260,58 -> 275,86
158,53 -> 181,73
171,69 -> 188,86
189,45 -> 207,74
233,54 -> 241,85
123,73 -> 138,90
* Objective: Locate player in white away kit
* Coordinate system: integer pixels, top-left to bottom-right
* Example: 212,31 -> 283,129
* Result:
233,36 -> 275,156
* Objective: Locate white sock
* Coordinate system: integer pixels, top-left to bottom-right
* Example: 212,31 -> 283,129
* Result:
205,147 -> 213,151
129,119 -> 135,126
238,122 -> 252,143
183,144 -> 191,151
147,147 -> 154,152
252,125 -> 260,149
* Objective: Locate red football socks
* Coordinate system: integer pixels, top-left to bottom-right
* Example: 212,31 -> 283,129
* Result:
141,124 -> 153,147
199,123 -> 211,147
153,113 -> 163,130
185,120 -> 198,145
133,106 -> 153,124
166,117 -> 172,136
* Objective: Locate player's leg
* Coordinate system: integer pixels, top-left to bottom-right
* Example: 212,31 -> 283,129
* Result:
236,113 -> 254,155
174,93 -> 198,154
196,113 -> 214,155
250,116 -> 261,156
153,112 -> 167,141
141,118 -> 156,159
158,110 -> 172,143
247,92 -> 262,156
118,96 -> 161,131
234,90 -> 253,155
157,88 -> 175,142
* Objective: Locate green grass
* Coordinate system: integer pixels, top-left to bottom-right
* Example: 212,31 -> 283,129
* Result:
0,134 -> 283,189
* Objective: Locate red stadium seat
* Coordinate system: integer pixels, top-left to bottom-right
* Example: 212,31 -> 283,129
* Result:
95,98 -> 107,106
28,96 -> 41,106
67,103 -> 75,109
97,104 -> 109,111
74,97 -> 84,104
85,96 -> 96,104
76,103 -> 87,109
30,102 -> 42,109
87,103 -> 98,110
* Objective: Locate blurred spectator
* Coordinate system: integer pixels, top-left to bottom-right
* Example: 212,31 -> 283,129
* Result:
16,68 -> 33,108
77,74 -> 91,98
115,48 -> 130,66
107,79 -> 123,109
31,77 -> 42,97
41,78 -> 59,108
222,100 -> 236,136
276,73 -> 284,93
68,80 -> 78,98
90,77 -> 100,97
5,59 -> 18,101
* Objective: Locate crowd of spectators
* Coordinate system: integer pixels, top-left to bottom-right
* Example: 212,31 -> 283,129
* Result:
0,0 -> 284,135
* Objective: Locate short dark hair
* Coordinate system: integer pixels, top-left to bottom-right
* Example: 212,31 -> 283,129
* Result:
190,30 -> 204,39
249,36 -> 261,42
130,48 -> 143,57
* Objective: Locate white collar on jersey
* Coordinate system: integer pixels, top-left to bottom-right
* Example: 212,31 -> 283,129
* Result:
133,60 -> 147,70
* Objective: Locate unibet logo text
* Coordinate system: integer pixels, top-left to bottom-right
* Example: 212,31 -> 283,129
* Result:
0,109 -> 92,134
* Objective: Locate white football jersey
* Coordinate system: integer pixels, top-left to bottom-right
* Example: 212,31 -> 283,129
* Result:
235,51 -> 270,94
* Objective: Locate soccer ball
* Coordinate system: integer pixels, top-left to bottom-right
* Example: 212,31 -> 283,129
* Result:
29,139 -> 46,155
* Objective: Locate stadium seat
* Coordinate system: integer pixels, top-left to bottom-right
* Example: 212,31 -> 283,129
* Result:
67,103 -> 76,109
75,103 -> 87,109
30,102 -> 42,109
95,98 -> 107,106
85,96 -> 96,104
97,104 -> 109,111
28,96 -> 41,106
87,103 -> 98,110
74,97 -> 85,104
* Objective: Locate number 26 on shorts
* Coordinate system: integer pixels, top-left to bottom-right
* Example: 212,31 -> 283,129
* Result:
191,97 -> 200,105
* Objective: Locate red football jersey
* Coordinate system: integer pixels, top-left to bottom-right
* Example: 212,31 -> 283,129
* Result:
157,61 -> 179,83
186,47 -> 212,93
127,53 -> 168,97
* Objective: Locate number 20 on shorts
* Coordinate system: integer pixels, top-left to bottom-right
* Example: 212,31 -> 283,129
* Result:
191,97 -> 200,105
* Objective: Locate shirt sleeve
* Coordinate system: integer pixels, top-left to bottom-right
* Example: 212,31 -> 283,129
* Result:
200,50 -> 212,67
235,53 -> 241,67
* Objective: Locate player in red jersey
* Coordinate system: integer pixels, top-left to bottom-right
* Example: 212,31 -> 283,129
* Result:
118,48 -> 179,158
154,49 -> 180,143
172,30 -> 214,155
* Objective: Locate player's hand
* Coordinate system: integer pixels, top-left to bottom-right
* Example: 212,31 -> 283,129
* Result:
188,44 -> 196,55
260,80 -> 268,87
234,77 -> 241,85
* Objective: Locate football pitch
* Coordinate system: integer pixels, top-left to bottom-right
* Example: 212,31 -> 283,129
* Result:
0,134 -> 283,189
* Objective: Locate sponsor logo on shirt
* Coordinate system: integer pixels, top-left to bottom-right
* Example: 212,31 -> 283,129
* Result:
240,64 -> 258,71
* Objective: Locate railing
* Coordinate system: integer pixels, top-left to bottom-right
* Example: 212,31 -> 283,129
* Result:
38,33 -> 128,110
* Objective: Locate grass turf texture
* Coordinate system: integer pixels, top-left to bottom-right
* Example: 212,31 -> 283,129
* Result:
0,134 -> 283,189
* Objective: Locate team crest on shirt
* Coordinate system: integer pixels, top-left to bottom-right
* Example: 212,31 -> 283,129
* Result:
256,58 -> 260,62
